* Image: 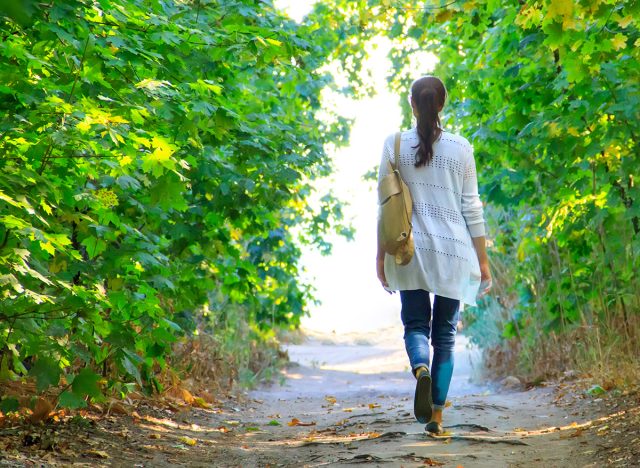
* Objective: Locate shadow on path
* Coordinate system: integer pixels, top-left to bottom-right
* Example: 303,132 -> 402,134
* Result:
231,325 -> 600,467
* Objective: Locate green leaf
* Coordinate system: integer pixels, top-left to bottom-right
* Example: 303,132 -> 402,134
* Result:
0,398 -> 20,413
59,391 -> 87,409
161,318 -> 183,332
71,368 -> 102,398
28,356 -> 61,392
407,26 -> 423,40
0,215 -> 29,229
80,236 -> 107,259
141,136 -> 176,177
150,175 -> 188,211
120,349 -> 143,385
39,241 -> 56,256
586,385 -> 606,396
265,38 -> 282,47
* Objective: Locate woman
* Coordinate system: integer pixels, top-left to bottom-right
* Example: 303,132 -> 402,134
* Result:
376,76 -> 491,435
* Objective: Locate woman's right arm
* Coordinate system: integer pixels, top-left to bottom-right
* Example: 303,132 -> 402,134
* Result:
471,236 -> 491,296
461,145 -> 492,295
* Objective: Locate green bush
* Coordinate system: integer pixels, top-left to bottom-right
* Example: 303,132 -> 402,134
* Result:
0,0 -> 351,403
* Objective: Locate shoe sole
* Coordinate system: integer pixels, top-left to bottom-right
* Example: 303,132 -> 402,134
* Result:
414,372 -> 432,424
425,421 -> 443,435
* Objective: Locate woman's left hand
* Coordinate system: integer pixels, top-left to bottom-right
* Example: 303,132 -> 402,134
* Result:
376,257 -> 390,291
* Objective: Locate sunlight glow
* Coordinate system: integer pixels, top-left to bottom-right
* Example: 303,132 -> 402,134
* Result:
273,0 -> 316,22
275,0 -> 438,334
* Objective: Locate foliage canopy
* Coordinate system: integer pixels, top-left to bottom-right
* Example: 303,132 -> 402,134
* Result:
0,0 -> 352,404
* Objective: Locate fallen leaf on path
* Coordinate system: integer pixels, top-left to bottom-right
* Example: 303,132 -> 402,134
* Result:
368,403 -> 380,409
224,420 -> 240,426
343,408 -> 354,412
216,426 -> 232,433
325,396 -> 337,405
149,434 -> 161,439
192,397 -> 211,409
84,450 -> 110,459
267,420 -> 281,426
288,418 -> 316,427
423,459 -> 445,466
179,436 -> 196,446
181,388 -> 195,404
445,400 -> 452,408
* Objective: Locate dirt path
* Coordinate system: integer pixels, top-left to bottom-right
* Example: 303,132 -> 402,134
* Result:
200,326 -> 603,467
1,326 -> 620,467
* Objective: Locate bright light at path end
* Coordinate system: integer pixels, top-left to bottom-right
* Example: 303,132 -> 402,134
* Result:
275,1 -> 439,334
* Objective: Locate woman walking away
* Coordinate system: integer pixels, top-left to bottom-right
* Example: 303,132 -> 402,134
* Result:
376,76 -> 491,435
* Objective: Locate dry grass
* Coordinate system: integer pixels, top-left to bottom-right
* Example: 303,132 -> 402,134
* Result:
168,333 -> 236,395
469,228 -> 640,390
479,317 -> 640,391
167,326 -> 287,396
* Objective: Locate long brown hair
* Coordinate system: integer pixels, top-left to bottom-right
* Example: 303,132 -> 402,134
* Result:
410,76 -> 447,167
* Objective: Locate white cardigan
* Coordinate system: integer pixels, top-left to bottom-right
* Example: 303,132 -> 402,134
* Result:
378,127 -> 485,306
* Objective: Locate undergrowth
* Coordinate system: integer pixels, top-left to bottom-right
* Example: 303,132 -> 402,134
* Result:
464,207 -> 640,389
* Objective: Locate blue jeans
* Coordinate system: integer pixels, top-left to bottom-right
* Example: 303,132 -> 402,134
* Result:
400,290 -> 460,410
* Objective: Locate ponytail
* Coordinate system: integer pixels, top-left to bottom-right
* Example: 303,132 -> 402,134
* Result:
410,76 -> 446,168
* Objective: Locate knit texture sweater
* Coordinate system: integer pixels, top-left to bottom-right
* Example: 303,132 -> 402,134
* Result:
378,127 -> 485,306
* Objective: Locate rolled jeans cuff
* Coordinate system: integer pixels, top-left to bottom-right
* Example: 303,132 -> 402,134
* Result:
433,403 -> 446,410
412,363 -> 429,377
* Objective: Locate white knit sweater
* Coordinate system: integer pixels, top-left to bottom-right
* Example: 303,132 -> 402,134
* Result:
378,127 -> 485,305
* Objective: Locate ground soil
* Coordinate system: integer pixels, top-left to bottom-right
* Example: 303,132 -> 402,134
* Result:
0,326 -> 638,467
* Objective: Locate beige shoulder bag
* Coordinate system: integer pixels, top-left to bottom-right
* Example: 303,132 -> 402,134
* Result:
377,132 -> 414,266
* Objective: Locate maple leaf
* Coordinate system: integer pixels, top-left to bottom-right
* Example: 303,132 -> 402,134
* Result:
547,0 -> 574,19
611,34 -> 627,51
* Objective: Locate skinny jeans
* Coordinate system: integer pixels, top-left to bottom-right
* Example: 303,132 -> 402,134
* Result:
400,289 -> 460,410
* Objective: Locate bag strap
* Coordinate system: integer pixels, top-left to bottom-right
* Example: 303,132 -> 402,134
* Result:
392,132 -> 401,170
394,131 -> 412,230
